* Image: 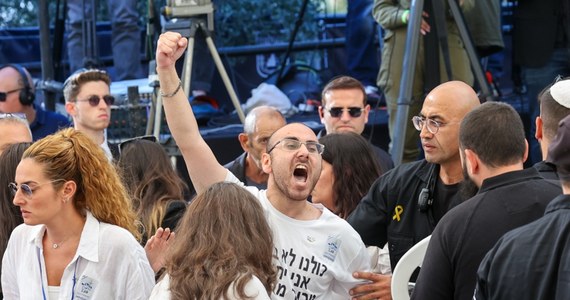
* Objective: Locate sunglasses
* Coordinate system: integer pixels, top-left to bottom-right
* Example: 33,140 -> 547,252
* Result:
0,88 -> 23,102
76,95 -> 115,107
9,179 -> 65,199
118,135 -> 158,154
326,107 -> 364,118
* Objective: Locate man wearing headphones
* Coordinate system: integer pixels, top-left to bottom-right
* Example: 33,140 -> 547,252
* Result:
0,64 -> 70,140
347,81 -> 480,299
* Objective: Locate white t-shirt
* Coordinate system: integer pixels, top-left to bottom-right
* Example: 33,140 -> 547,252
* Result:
225,171 -> 371,299
149,274 -> 271,299
1,211 -> 155,299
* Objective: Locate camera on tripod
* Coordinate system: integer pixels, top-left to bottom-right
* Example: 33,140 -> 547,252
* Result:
162,0 -> 214,31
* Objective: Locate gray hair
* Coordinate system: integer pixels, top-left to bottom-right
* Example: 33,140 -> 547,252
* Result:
243,106 -> 284,134
0,113 -> 32,137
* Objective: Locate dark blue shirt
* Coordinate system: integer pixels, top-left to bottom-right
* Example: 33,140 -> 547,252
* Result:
30,105 -> 71,140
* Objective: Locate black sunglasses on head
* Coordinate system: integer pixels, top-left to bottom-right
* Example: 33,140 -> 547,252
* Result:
0,88 -> 23,102
118,135 -> 158,154
76,95 -> 115,107
326,107 -> 364,118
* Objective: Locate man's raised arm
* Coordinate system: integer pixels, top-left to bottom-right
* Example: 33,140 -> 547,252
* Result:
156,32 -> 227,193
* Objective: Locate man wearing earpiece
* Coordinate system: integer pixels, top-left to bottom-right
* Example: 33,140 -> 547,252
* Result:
0,64 -> 70,140
347,81 -> 480,299
412,102 -> 561,300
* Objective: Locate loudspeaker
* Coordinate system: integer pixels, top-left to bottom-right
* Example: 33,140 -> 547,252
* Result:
0,64 -> 35,105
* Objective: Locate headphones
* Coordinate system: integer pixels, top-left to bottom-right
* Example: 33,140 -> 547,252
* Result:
0,64 -> 35,106
418,164 -> 437,212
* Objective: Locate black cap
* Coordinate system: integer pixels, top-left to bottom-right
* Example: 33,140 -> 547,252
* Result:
547,114 -> 570,179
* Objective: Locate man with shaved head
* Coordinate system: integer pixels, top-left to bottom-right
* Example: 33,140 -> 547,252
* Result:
224,105 -> 286,189
155,31 -> 371,299
347,80 -> 481,299
412,102 -> 560,300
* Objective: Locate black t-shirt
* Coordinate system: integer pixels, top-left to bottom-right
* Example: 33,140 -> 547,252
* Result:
432,177 -> 461,222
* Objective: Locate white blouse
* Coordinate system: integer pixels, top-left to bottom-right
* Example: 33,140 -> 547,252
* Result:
1,211 -> 155,299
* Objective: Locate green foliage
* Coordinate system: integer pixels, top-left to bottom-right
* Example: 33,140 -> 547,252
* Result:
214,0 -> 324,47
0,1 -> 39,27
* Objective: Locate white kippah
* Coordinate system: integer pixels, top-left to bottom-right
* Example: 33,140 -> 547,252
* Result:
550,79 -> 570,109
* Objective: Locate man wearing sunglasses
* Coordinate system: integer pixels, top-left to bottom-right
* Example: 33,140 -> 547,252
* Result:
64,69 -> 118,161
347,80 -> 480,299
156,32 -> 371,299
0,65 -> 70,140
318,76 -> 394,173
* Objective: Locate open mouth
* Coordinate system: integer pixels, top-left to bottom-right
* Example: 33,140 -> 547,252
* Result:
293,165 -> 308,182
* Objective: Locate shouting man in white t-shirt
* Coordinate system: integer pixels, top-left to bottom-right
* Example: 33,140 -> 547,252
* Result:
155,31 -> 371,299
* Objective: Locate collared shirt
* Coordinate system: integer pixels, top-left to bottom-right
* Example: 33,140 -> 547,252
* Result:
412,168 -> 562,300
533,160 -> 559,180
30,105 -> 71,141
100,140 -> 113,162
1,211 -> 155,299
475,194 -> 570,299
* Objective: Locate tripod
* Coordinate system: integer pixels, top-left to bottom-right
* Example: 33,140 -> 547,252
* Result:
390,0 -> 493,165
151,7 -> 245,138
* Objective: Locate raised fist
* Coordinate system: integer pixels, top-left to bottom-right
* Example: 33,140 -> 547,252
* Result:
156,32 -> 188,69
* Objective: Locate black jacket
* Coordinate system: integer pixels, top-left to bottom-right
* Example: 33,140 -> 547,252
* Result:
475,194 -> 570,300
224,152 -> 248,183
347,159 -> 453,269
533,160 -> 559,180
412,168 -> 561,300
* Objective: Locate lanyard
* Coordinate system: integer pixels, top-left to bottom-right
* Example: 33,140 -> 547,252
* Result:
36,247 -> 79,300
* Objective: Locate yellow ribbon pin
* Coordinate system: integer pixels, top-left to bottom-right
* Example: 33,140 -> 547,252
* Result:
392,205 -> 403,222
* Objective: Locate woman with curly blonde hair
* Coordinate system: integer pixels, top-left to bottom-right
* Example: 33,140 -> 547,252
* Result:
150,182 -> 276,299
1,128 -> 154,299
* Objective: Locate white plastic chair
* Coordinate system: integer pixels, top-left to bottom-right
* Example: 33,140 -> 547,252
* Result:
391,235 -> 432,300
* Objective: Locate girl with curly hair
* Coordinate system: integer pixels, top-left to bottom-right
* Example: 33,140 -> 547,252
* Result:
1,128 -> 154,298
150,182 -> 276,299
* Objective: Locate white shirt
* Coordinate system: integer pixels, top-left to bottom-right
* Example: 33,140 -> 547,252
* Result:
100,140 -> 113,161
225,171 -> 371,299
1,211 -> 155,299
149,274 -> 271,299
